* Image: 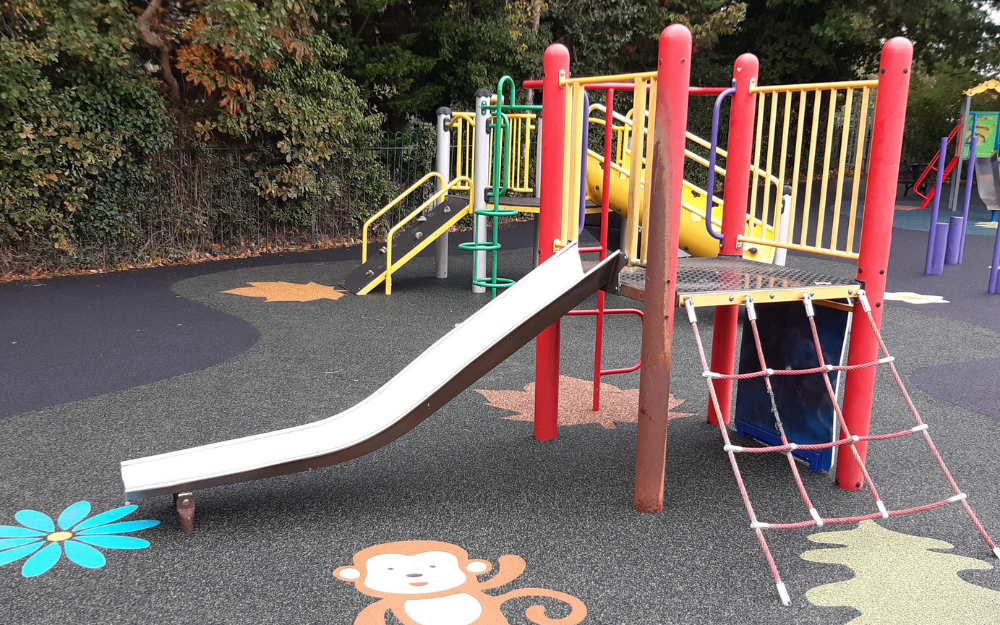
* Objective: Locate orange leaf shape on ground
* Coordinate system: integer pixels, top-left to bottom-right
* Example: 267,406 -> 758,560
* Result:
223,281 -> 347,302
476,375 -> 696,429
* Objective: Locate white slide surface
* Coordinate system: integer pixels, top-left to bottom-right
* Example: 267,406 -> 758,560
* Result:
974,156 -> 1000,211
121,243 -> 622,500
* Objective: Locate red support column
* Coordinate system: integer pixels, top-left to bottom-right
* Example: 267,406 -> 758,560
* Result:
707,54 -> 759,427
836,38 -> 913,490
533,44 -> 570,441
634,24 -> 691,513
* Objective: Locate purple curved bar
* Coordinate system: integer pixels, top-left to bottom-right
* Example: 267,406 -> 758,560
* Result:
706,84 -> 736,245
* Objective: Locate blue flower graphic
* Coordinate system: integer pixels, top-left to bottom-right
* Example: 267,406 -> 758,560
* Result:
0,501 -> 159,577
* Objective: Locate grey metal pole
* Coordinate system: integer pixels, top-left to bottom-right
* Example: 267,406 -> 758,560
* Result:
533,114 -> 543,268
435,107 -> 452,278
471,89 -> 491,293
949,95 -> 972,212
773,186 -> 792,266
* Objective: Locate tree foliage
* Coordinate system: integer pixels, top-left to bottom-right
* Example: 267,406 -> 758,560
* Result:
0,0 -> 172,246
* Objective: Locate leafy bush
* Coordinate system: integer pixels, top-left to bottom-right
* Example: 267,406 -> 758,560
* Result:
0,1 -> 172,252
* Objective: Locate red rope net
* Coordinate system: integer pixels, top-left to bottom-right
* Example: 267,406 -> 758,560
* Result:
684,291 -> 998,605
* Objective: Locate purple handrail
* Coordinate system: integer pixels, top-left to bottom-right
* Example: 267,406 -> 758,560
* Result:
705,83 -> 736,245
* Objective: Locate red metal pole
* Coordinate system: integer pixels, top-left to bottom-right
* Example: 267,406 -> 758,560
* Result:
592,89 -> 616,411
634,24 -> 691,513
706,53 -> 758,427
836,37 -> 913,490
533,44 -> 570,442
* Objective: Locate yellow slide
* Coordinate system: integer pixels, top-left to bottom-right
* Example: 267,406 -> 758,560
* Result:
585,152 -> 776,263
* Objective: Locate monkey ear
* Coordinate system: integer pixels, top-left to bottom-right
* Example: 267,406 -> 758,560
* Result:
333,566 -> 362,581
467,560 -> 492,575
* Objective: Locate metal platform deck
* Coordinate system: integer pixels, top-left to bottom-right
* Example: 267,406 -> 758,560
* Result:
607,256 -> 861,307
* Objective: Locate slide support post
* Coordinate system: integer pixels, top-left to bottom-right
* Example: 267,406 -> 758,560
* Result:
634,25 -> 691,513
533,45 -> 570,441
837,37 -> 913,490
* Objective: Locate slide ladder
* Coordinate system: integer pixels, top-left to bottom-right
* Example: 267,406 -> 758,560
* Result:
342,174 -> 472,295
914,124 -> 962,209
684,291 -> 999,605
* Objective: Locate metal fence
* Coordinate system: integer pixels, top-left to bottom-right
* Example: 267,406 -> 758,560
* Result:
1,132 -> 438,275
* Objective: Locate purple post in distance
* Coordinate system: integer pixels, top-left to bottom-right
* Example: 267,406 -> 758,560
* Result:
928,222 -> 949,275
958,135 -> 977,263
944,216 -> 964,264
925,136 -> 948,274
990,220 -> 1000,293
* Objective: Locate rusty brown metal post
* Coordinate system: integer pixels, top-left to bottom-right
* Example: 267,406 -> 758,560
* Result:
634,24 -> 692,513
176,492 -> 195,533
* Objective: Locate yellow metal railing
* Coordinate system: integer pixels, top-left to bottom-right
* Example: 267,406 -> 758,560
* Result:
740,79 -> 878,260
362,172 -> 443,264
384,176 -> 472,294
448,113 -> 476,192
588,103 -> 783,260
559,72 -> 658,263
448,111 -> 538,196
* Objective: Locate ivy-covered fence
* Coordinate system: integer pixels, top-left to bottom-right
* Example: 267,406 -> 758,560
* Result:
0,131 -> 436,277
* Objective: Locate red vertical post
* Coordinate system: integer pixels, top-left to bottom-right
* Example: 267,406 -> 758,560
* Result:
634,24 -> 691,513
533,44 -> 570,441
707,53 -> 759,427
836,38 -> 913,490
592,89 -> 616,411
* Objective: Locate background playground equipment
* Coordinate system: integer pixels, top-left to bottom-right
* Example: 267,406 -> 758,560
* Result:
914,80 -> 1000,221
529,27 -> 998,604
925,134 -> 979,275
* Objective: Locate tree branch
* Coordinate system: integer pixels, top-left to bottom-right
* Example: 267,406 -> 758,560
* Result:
138,0 -> 181,102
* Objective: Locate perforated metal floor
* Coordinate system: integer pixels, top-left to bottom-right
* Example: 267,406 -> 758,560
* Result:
612,256 -> 860,307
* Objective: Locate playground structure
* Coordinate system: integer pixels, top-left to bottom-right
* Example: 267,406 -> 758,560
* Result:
119,25 -> 1000,605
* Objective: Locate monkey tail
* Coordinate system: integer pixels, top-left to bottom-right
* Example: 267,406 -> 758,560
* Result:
499,588 -> 587,625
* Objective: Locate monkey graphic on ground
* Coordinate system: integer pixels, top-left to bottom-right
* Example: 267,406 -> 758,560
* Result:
333,540 -> 587,625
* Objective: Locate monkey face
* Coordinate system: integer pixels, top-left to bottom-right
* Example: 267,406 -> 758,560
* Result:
361,551 -> 472,595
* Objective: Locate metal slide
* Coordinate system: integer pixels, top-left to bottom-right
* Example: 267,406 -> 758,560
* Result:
974,156 -> 1000,212
121,243 -> 623,501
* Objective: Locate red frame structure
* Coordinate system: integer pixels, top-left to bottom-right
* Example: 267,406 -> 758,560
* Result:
534,29 -> 916,506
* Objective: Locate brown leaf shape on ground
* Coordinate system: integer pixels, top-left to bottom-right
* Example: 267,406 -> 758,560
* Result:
476,375 -> 696,429
223,281 -> 347,302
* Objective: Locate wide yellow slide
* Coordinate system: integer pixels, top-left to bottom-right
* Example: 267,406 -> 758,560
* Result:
585,151 -> 777,263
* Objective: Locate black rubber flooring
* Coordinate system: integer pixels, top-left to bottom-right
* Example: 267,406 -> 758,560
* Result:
1,218 -> 999,624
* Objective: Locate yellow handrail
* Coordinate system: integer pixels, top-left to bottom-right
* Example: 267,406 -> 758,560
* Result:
362,172 -> 443,263
385,176 -> 472,294
561,71 -> 657,87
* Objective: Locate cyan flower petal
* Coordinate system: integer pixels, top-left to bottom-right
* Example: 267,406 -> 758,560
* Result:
0,538 -> 43,551
58,501 -> 91,531
64,540 -> 105,569
0,541 -> 43,567
76,519 -> 159,535
13,510 -> 54,533
70,505 -> 137,532
0,526 -> 45,539
21,542 -> 61,577
75,535 -> 150,550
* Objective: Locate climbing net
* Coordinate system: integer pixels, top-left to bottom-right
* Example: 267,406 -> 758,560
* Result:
683,291 -> 1000,606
